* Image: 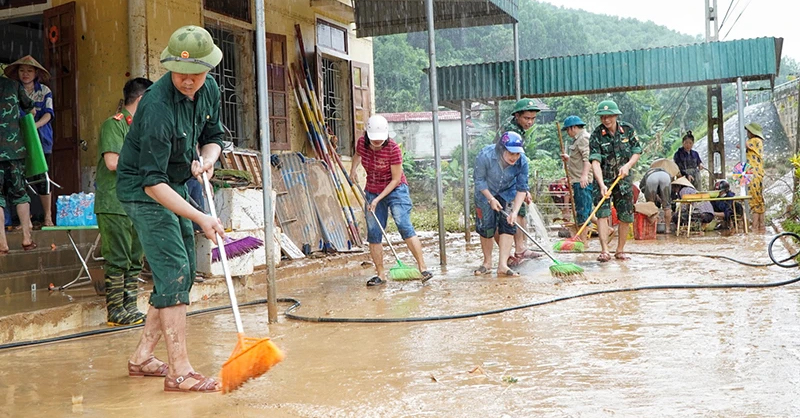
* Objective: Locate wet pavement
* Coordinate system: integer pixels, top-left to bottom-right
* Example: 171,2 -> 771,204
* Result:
2,233 -> 800,417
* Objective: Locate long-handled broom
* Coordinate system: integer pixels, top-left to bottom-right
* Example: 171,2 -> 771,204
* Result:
501,210 -> 583,278
199,159 -> 284,393
369,209 -> 424,281
553,174 -> 624,252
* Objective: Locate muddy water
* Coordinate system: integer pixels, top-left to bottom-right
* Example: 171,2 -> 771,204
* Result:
2,234 -> 800,417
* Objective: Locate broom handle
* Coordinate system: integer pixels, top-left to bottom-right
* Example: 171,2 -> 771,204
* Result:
501,210 -> 559,264
199,157 -> 244,334
369,208 -> 402,262
556,122 -> 579,224
574,174 -> 624,238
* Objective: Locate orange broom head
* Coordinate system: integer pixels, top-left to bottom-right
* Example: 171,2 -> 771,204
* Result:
221,333 -> 285,394
553,238 -> 585,253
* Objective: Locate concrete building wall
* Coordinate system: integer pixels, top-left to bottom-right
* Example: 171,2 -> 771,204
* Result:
774,79 -> 800,155
389,119 -> 463,160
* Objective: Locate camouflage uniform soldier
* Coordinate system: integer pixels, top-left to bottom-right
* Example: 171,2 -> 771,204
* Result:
496,99 -> 542,264
0,76 -> 36,254
589,100 -> 641,262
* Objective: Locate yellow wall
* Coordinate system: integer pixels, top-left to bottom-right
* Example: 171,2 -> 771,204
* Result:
50,0 -> 371,187
266,0 -> 374,154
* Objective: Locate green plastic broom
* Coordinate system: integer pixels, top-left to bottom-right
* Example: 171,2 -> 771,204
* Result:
370,209 -> 423,281
502,210 -> 584,278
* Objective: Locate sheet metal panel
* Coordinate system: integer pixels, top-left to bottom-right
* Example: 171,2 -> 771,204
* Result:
304,160 -> 353,252
437,37 -> 783,103
275,153 -> 324,254
354,0 -> 518,38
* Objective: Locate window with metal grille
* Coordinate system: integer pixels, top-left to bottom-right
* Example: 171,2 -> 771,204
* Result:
203,0 -> 250,23
206,24 -> 245,147
321,57 -> 352,156
316,19 -> 347,55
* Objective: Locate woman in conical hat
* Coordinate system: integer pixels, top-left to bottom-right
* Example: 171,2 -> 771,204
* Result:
6,55 -> 55,226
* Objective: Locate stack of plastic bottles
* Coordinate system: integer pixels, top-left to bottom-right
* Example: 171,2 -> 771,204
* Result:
56,192 -> 97,226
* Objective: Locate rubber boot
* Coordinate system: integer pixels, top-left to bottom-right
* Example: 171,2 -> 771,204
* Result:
123,277 -> 146,323
105,275 -> 144,326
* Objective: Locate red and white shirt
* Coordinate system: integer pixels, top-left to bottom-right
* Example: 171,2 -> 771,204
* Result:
356,137 -> 407,194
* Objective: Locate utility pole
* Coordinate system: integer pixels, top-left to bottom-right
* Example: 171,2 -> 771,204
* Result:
705,0 -> 725,190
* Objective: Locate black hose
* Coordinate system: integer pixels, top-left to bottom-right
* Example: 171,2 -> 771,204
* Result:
2,235 -> 797,349
581,249 -> 796,268
769,232 -> 800,268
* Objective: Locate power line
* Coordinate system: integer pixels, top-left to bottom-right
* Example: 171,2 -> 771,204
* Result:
722,0 -> 752,40
718,0 -> 739,31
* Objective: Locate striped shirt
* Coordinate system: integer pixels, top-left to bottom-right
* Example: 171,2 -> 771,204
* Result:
356,136 -> 407,194
23,81 -> 54,153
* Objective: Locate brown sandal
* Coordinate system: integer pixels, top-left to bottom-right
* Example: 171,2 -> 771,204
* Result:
597,252 -> 612,263
128,356 -> 169,377
615,252 -> 631,261
22,242 -> 37,251
164,371 -> 220,393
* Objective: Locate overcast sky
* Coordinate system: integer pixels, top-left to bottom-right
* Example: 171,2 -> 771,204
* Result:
539,0 -> 797,63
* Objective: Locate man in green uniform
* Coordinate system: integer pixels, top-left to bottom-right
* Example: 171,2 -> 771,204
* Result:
117,26 -> 226,392
497,98 -> 541,264
588,100 -> 641,262
95,77 -> 152,326
0,75 -> 36,254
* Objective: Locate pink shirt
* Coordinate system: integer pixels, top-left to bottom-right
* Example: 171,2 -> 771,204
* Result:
356,137 -> 407,194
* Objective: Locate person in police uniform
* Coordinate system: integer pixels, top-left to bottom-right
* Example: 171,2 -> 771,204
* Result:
116,25 -> 226,392
496,98 -> 542,265
95,77 -> 153,326
589,99 -> 641,262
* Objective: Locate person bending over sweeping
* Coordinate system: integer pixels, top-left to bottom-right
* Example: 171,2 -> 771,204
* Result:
473,131 -> 530,277
350,115 -> 432,286
116,26 -> 226,393
589,100 -> 641,262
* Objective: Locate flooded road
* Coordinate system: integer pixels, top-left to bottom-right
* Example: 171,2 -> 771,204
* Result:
2,234 -> 800,417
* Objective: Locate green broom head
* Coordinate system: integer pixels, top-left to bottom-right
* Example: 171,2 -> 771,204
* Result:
553,238 -> 585,253
549,260 -> 584,278
389,261 -> 423,281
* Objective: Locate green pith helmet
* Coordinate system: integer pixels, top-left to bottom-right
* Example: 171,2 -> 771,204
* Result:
595,100 -> 622,116
160,25 -> 223,74
512,98 -> 541,115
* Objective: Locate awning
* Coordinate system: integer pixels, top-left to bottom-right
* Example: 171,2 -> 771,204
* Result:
354,0 -> 518,38
435,37 -> 784,106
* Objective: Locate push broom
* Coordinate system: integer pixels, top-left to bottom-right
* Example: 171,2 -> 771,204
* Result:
501,210 -> 583,278
553,174 -> 624,252
199,158 -> 284,393
370,209 -> 424,281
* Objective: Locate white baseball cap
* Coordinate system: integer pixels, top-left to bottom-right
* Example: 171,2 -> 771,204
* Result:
366,115 -> 389,141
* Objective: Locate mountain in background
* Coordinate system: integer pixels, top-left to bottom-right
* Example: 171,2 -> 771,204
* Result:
374,0 -> 700,113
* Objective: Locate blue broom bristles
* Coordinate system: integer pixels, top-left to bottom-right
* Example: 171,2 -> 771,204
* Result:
212,236 -> 265,263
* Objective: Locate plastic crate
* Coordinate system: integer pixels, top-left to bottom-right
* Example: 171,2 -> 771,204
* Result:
633,212 -> 657,240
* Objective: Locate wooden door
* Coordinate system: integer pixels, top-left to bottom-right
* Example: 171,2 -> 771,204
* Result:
351,61 -> 371,151
44,2 -> 80,195
266,33 -> 289,151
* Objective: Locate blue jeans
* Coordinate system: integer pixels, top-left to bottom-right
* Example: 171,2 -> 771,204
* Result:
572,182 -> 593,225
365,183 -> 416,244
474,195 -> 517,238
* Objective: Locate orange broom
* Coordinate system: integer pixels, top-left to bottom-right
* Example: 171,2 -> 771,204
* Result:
553,174 -> 624,252
199,158 -> 285,393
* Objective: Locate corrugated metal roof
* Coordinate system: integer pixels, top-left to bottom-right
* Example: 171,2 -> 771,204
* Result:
436,37 -> 783,104
381,111 -> 464,122
354,0 -> 518,38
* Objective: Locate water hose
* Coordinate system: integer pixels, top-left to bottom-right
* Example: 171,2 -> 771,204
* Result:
2,234 -> 799,350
